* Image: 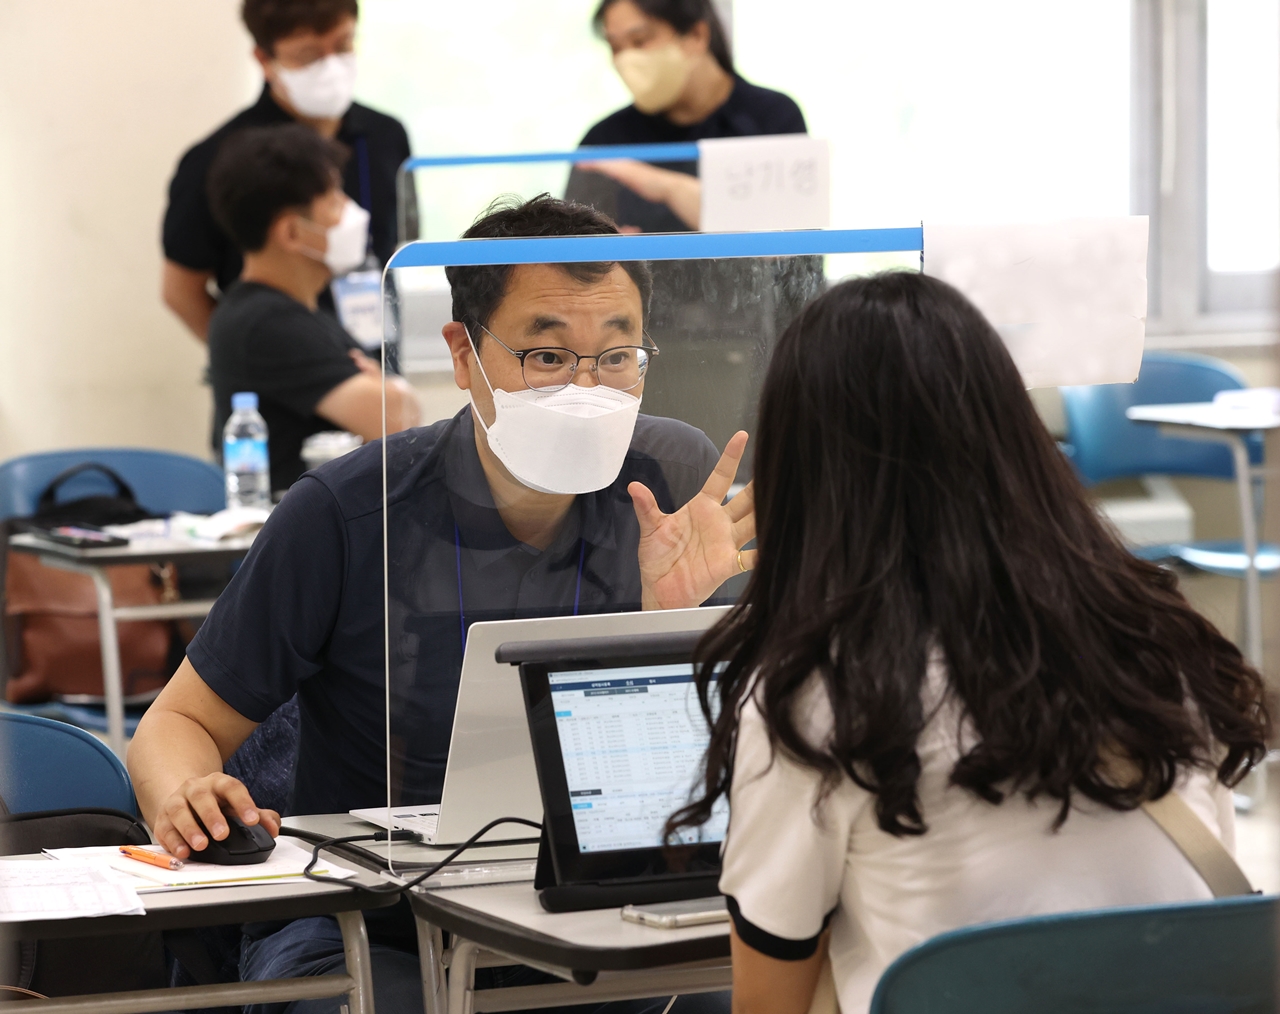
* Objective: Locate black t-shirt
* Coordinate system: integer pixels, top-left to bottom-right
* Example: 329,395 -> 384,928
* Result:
186,408 -> 719,818
566,75 -> 807,233
162,84 -> 413,298
207,281 -> 361,492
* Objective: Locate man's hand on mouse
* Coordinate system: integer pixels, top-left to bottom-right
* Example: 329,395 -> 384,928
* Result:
630,430 -> 757,611
153,772 -> 280,859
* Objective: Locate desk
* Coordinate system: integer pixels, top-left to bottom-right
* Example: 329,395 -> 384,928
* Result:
3,848 -> 397,1014
287,814 -> 730,1013
410,883 -> 731,1014
1125,402 -> 1280,670
7,533 -> 255,756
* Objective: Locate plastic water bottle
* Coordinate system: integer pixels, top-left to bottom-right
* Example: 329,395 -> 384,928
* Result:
223,391 -> 271,509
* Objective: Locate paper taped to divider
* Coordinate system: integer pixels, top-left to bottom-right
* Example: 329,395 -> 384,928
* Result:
923,217 -> 1149,389
699,134 -> 831,232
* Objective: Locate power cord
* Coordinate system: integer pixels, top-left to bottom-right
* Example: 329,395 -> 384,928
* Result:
280,817 -> 542,895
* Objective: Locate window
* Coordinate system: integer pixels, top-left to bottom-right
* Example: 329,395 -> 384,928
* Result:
1205,0 -> 1280,312
355,0 -> 1278,336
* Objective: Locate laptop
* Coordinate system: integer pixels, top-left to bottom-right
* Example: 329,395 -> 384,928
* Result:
515,630 -> 731,911
351,606 -> 728,846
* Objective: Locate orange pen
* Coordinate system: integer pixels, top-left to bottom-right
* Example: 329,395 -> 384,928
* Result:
119,845 -> 184,870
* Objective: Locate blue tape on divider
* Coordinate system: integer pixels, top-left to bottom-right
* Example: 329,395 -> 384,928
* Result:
402,143 -> 701,171
385,228 -> 924,270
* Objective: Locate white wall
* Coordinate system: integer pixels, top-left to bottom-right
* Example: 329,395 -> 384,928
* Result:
0,0 -> 259,462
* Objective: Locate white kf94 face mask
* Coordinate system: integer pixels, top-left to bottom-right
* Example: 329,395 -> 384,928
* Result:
466,327 -> 642,495
276,52 -> 357,119
299,198 -> 370,276
323,198 -> 370,275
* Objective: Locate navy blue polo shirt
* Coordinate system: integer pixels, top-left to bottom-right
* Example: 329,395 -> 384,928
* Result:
187,408 -> 719,816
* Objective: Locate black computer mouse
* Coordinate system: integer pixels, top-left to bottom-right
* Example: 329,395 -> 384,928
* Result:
191,813 -> 276,865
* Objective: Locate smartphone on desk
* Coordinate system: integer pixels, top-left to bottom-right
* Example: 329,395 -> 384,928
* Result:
620,896 -> 729,929
31,525 -> 129,548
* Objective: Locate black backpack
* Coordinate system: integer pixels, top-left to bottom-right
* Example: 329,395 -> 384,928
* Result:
0,805 -> 169,997
22,463 -> 157,529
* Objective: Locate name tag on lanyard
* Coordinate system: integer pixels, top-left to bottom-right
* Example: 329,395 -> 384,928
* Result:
331,269 -> 383,352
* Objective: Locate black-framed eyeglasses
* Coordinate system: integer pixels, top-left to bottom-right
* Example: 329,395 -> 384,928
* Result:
479,325 -> 659,393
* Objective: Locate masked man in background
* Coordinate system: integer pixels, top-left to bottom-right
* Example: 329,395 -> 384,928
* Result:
128,195 -> 749,1014
161,0 -> 413,342
204,125 -> 420,495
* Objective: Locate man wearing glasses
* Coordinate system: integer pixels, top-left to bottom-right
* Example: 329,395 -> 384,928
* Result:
129,196 -> 747,1013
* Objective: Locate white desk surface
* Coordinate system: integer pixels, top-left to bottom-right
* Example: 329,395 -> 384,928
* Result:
419,880 -> 728,952
285,812 -> 540,867
3,848 -> 394,939
1126,402 -> 1280,431
7,530 -> 256,565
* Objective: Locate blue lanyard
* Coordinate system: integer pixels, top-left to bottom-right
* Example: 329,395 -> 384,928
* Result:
454,524 -> 585,655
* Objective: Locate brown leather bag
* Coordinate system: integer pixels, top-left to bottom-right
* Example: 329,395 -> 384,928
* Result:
3,554 -> 174,704
1,463 -> 181,704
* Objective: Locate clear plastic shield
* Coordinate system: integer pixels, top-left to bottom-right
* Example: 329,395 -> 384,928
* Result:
400,144 -> 701,246
374,229 -> 921,863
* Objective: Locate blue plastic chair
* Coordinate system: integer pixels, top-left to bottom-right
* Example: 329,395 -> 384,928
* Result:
0,447 -> 224,522
1061,351 -> 1278,577
0,712 -> 135,814
869,895 -> 1276,1013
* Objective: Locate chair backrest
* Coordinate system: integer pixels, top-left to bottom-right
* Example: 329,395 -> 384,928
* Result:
869,894 -> 1276,1014
0,448 -> 225,522
1060,351 -> 1264,485
0,712 -> 136,814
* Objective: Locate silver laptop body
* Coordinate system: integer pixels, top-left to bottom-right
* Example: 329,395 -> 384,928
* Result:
352,605 -> 729,845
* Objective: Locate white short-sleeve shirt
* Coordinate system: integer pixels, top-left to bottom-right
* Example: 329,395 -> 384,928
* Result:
718,657 -> 1234,1014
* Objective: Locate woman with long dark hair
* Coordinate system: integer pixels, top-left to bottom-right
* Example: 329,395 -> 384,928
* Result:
566,0 -> 805,232
670,272 -> 1270,1013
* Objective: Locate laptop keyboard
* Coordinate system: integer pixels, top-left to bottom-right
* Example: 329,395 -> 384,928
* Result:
390,810 -> 440,837
350,806 -> 440,839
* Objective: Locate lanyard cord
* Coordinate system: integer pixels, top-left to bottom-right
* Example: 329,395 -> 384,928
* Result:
353,136 -> 374,260
455,524 -> 586,654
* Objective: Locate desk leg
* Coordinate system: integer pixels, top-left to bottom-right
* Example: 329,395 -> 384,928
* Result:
87,567 -> 126,757
337,910 -> 377,1014
415,914 -> 447,1014
447,940 -> 479,1014
1229,435 -> 1264,670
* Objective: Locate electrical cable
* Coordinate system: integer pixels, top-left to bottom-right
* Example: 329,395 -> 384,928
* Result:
280,816 -> 542,896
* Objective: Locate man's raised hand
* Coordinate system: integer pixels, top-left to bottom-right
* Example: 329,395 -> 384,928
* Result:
629,431 -> 756,611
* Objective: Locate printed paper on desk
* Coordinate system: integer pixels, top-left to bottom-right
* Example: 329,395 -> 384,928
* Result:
699,135 -> 830,232
923,218 -> 1149,389
0,861 -> 145,921
45,838 -> 356,892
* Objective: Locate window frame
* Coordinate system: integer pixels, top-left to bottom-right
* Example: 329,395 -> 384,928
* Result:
1134,0 -> 1280,345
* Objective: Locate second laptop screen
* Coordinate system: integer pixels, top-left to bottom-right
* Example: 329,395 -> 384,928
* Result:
549,662 -> 730,853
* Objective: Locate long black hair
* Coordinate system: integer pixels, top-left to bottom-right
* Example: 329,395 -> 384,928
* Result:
670,272 -> 1270,839
593,0 -> 734,74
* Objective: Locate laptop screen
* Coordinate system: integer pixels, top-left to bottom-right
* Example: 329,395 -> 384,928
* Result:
548,661 -> 730,853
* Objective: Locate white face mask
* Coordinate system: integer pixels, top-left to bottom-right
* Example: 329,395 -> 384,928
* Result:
613,43 -> 694,115
299,198 -> 370,275
275,52 -> 357,119
324,198 -> 370,275
466,327 -> 642,495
